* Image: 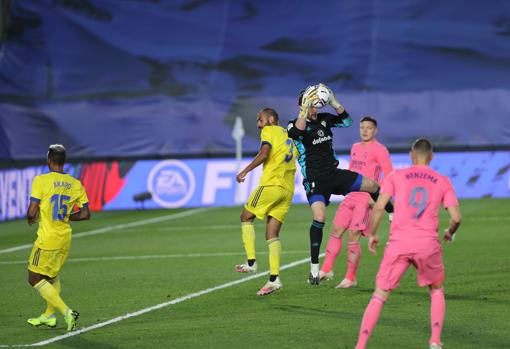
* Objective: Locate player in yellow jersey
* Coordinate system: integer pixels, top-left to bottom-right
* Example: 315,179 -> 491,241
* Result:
26,144 -> 90,331
235,108 -> 296,295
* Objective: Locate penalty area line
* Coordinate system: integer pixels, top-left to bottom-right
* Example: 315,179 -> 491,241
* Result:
1,254 -> 322,347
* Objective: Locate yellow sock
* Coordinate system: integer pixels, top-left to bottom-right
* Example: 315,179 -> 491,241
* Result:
44,277 -> 61,317
268,238 -> 281,276
34,279 -> 68,316
241,222 -> 256,260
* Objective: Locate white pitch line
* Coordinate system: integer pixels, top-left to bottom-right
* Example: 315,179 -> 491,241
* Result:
0,207 -> 213,255
0,250 -> 309,265
0,254 -> 321,347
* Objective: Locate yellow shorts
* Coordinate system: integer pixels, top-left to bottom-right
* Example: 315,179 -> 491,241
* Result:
28,242 -> 70,278
245,185 -> 293,223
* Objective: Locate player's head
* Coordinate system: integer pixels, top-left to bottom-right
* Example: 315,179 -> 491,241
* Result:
257,108 -> 279,129
360,116 -> 378,142
47,144 -> 66,167
410,138 -> 433,164
298,89 -> 318,121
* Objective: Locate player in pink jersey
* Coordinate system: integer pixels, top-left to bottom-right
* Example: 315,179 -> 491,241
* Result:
320,116 -> 393,288
354,138 -> 461,349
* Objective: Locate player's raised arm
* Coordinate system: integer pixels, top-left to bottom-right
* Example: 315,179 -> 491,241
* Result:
320,83 -> 352,128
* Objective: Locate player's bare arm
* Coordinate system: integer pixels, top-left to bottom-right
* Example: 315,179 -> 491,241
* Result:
368,192 -> 391,255
443,205 -> 461,242
236,143 -> 271,183
27,201 -> 39,225
69,206 -> 91,221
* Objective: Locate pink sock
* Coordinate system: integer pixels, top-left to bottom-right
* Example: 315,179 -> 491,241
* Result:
430,288 -> 445,345
321,234 -> 343,273
355,294 -> 386,349
345,241 -> 361,281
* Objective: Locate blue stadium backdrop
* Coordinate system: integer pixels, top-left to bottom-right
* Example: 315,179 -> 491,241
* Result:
1,0 -> 510,161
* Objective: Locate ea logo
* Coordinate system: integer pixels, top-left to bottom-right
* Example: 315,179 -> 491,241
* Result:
147,160 -> 195,208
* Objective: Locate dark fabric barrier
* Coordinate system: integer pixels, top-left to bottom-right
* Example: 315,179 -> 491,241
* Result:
1,0 -> 510,160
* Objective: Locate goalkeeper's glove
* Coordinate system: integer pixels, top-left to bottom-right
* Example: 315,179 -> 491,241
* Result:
320,83 -> 343,110
299,91 -> 317,119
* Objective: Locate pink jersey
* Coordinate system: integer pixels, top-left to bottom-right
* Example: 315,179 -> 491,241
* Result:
381,165 -> 459,242
348,140 -> 393,201
349,140 -> 392,184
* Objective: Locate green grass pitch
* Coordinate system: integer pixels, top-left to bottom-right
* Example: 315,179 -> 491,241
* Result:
0,199 -> 509,348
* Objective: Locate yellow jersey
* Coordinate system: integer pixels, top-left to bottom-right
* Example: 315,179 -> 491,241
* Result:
259,125 -> 297,193
30,171 -> 89,249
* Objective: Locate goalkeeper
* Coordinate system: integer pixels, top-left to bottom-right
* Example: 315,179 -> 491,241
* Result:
287,84 -> 393,285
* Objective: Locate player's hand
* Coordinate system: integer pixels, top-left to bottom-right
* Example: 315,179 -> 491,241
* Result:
368,234 -> 379,255
443,228 -> 455,244
236,170 -> 248,183
299,94 -> 316,119
320,83 -> 342,110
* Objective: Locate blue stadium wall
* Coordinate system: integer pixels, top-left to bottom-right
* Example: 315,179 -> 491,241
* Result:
1,0 -> 510,161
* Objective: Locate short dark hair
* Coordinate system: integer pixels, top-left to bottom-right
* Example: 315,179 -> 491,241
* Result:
360,116 -> 377,127
412,138 -> 433,155
261,108 -> 279,122
297,89 -> 305,106
47,144 -> 66,165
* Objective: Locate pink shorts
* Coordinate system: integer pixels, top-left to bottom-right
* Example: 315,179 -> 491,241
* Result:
376,240 -> 444,291
332,193 -> 371,236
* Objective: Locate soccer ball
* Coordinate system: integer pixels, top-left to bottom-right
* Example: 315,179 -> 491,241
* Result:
303,84 -> 330,109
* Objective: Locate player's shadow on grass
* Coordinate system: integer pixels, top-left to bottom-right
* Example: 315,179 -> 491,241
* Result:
60,336 -> 122,349
272,304 -> 360,320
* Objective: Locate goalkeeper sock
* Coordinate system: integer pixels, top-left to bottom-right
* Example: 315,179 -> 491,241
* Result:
310,220 -> 324,264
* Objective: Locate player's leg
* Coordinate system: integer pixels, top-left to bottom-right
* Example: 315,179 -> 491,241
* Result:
236,208 -> 257,273
256,217 -> 283,296
359,176 -> 394,214
236,186 -> 265,273
28,245 -> 78,331
257,187 -> 290,296
320,199 -> 351,280
319,225 -> 345,280
414,243 -> 446,348
355,243 -> 410,349
336,230 -> 362,288
429,283 -> 445,349
308,197 -> 327,285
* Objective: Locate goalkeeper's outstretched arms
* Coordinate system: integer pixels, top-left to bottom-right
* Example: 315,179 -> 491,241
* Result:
319,83 -> 353,128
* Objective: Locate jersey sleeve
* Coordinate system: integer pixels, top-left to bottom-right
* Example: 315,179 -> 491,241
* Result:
380,170 -> 397,197
377,145 -> 393,178
287,119 -> 304,140
30,176 -> 43,203
442,177 -> 459,208
322,111 -> 353,128
260,126 -> 273,148
75,181 -> 90,208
